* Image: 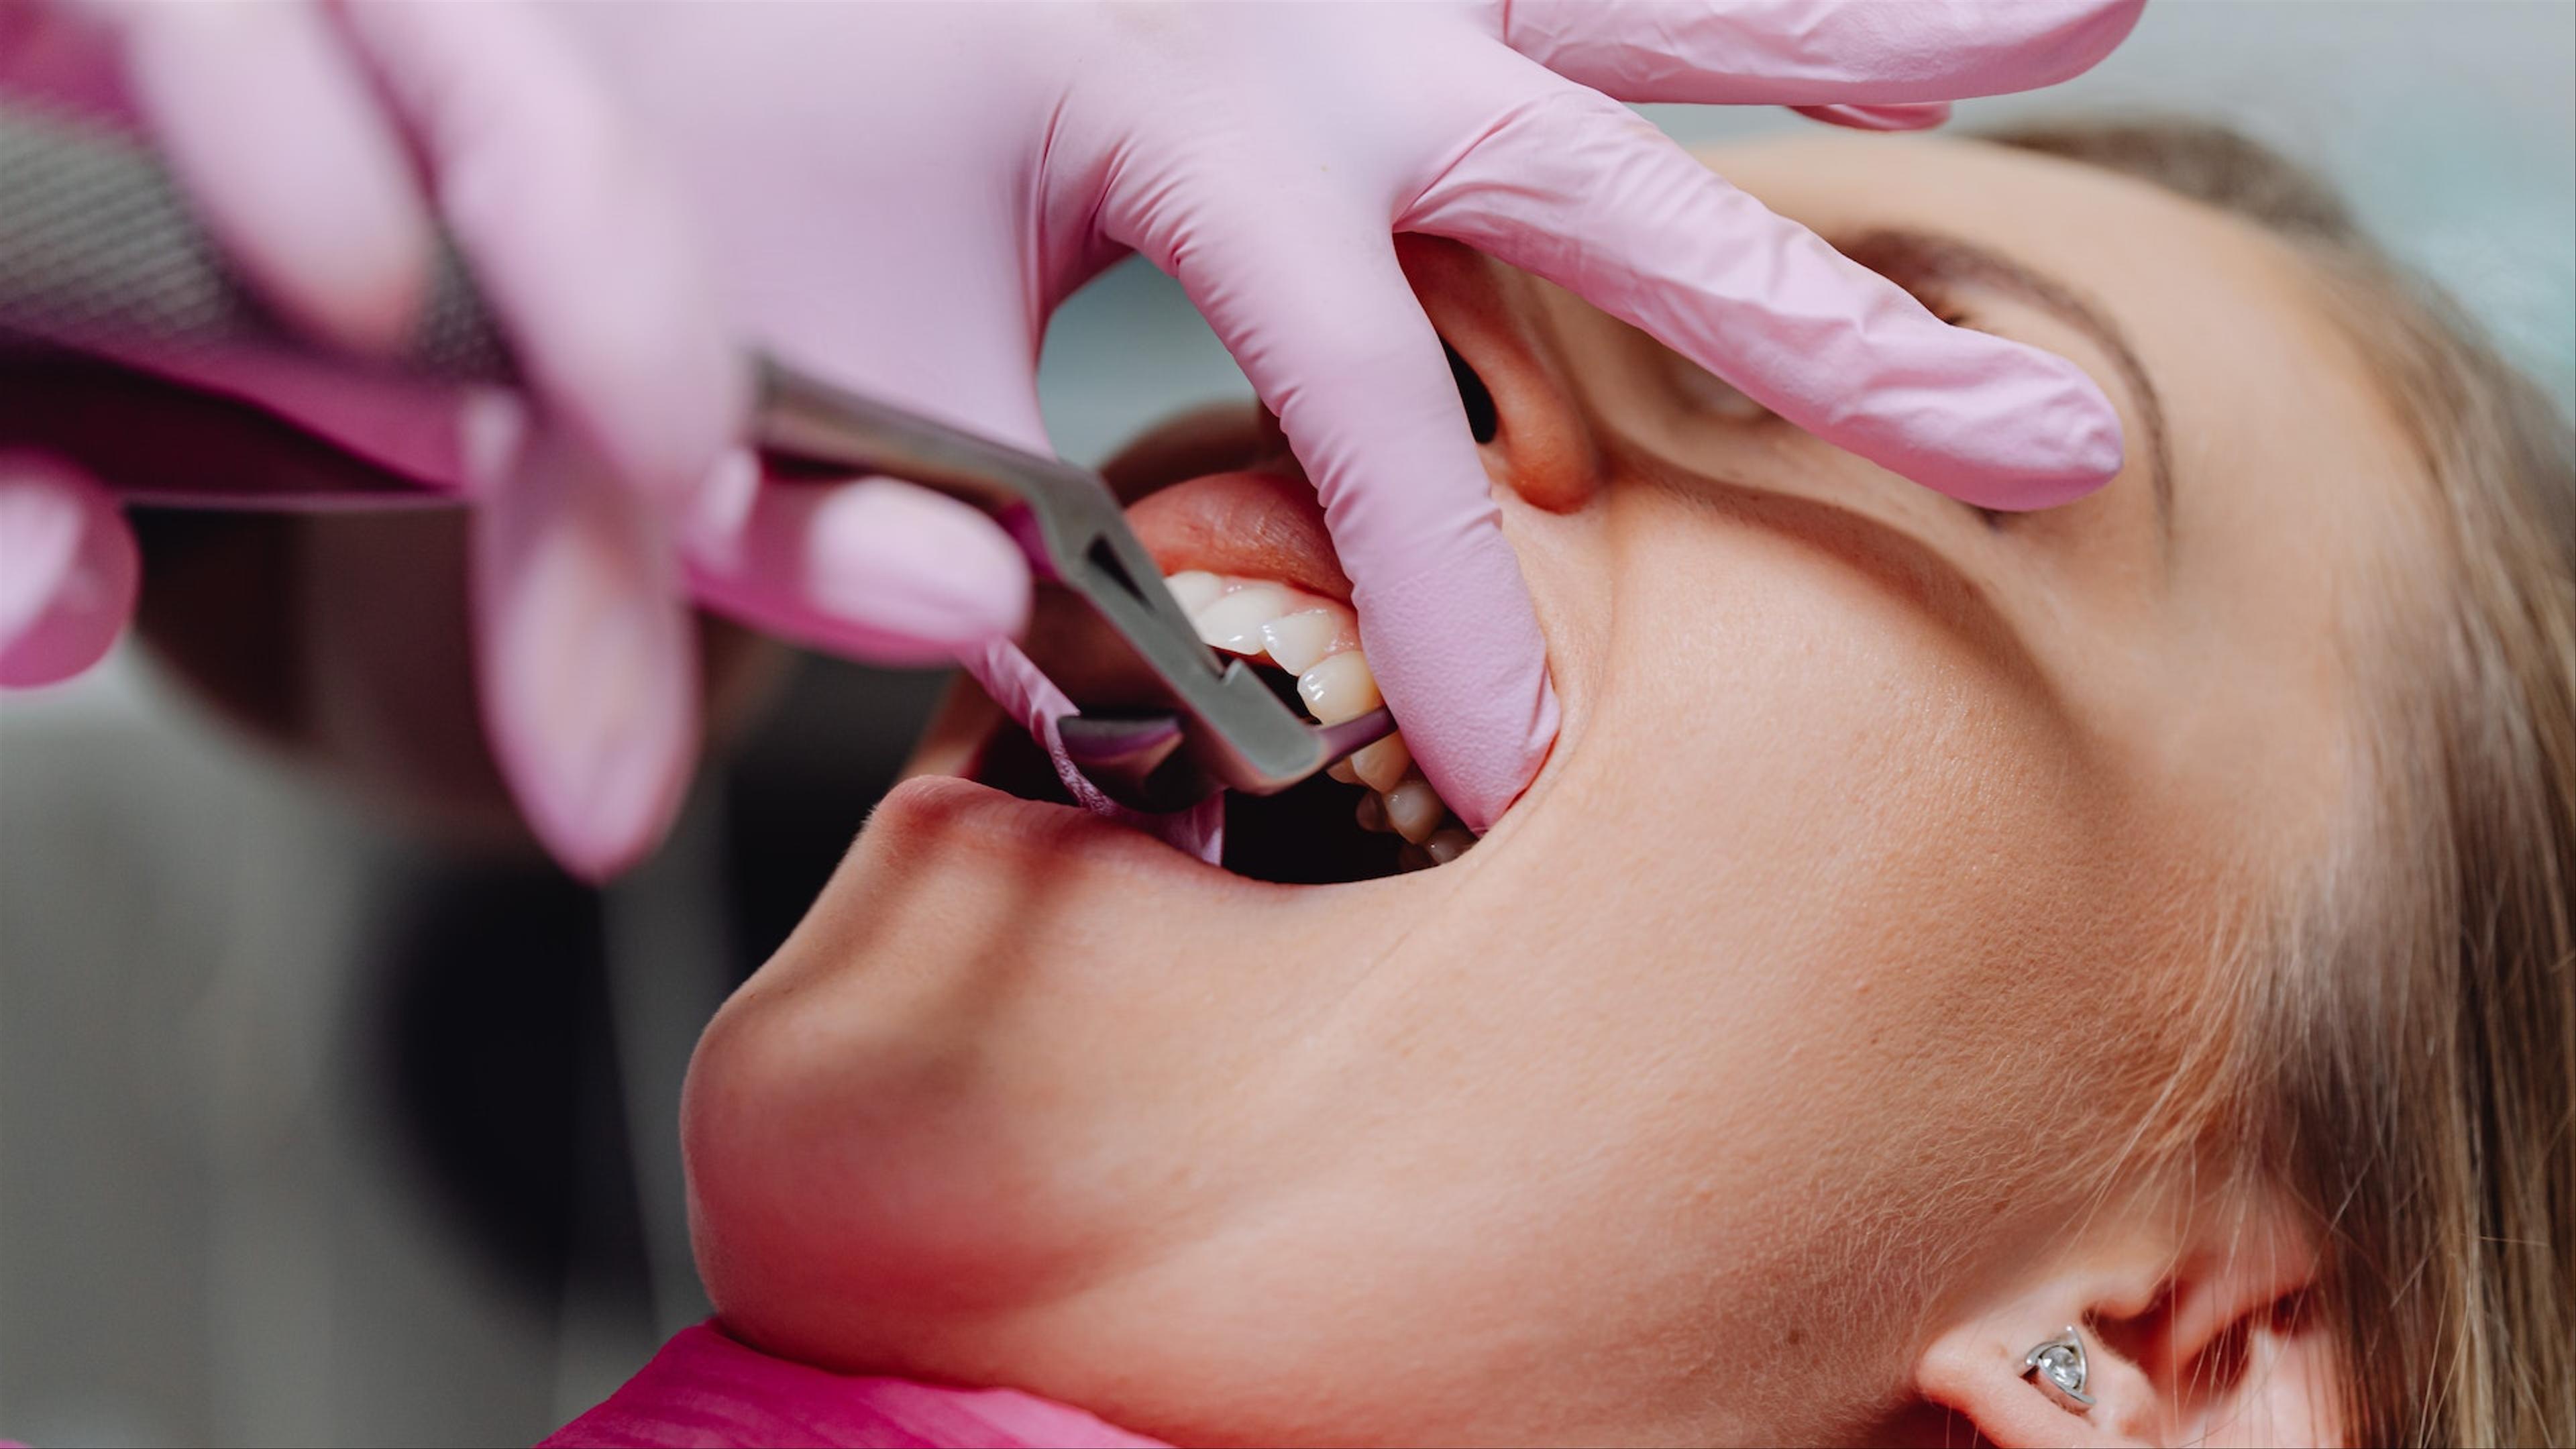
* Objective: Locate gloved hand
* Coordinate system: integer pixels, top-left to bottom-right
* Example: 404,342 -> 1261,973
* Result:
0,0 -> 744,878
5,0 -> 2145,871
573,0 -> 2143,835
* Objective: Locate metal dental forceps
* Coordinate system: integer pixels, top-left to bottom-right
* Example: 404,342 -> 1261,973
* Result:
0,104 -> 1392,812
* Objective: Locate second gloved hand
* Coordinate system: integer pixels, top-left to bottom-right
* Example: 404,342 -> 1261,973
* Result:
570,0 -> 2143,833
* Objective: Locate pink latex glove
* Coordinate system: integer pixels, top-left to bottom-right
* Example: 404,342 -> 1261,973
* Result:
574,0 -> 2141,833
0,0 -> 743,878
3,1 -> 2145,869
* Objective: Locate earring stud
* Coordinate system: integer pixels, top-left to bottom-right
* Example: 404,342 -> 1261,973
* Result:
2021,1326 -> 2095,1413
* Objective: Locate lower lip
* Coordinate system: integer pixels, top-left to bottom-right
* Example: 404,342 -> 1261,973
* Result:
869,773 -> 1224,883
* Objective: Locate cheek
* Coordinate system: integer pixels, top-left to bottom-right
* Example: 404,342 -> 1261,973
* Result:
1527,502 -> 2127,1010
1387,505 -> 2157,1352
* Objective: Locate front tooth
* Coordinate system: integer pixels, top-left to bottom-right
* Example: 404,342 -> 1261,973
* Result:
1164,570 -> 1224,612
1422,827 -> 1473,865
1192,582 -> 1295,654
1348,732 -> 1411,793
1260,608 -> 1343,674
1297,649 -> 1382,725
1382,775 -> 1443,844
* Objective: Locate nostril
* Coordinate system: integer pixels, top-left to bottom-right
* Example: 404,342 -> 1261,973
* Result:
1444,340 -> 1499,445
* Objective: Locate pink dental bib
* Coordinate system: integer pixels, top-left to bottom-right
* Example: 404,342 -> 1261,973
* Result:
543,1323 -> 1165,1449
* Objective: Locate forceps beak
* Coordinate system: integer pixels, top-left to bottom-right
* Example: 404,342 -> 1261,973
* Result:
1057,702 -> 1396,815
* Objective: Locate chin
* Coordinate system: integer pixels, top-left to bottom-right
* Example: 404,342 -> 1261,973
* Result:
678,461 -> 1557,1367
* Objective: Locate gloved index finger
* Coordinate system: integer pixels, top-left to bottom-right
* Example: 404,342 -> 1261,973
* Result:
1413,88 -> 2123,510
1114,199 -> 1558,832
1501,0 -> 2145,106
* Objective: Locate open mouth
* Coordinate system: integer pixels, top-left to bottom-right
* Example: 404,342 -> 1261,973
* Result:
959,464 -> 1476,885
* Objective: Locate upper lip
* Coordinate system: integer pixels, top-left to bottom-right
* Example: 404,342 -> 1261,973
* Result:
1000,464 -> 1358,726
1125,467 -> 1350,600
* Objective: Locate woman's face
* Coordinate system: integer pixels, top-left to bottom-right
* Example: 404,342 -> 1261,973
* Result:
684,133 -> 2413,1444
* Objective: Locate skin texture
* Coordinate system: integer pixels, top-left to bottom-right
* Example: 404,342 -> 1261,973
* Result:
681,135 -> 2414,1446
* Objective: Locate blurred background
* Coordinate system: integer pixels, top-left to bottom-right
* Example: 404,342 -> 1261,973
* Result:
3,3 -> 2569,1443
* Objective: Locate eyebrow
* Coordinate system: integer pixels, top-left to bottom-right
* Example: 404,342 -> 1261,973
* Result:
1836,228 -> 2174,542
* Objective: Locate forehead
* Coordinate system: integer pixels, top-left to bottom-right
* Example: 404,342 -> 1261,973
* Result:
1701,131 -> 2422,861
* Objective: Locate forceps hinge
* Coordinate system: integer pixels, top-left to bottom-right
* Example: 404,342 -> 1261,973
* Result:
751,358 -> 1392,808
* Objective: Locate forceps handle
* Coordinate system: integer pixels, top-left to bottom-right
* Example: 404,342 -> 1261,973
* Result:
0,103 -> 1091,517
0,101 -> 1384,805
0,100 -> 1189,694
0,107 -> 1081,541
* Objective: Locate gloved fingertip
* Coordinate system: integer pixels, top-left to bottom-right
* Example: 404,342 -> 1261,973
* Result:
1346,537 -> 1556,839
2065,392 -> 2127,489
1958,358 -> 2128,511
806,479 -> 1032,649
0,462 -> 139,688
479,588 -> 701,881
121,0 -> 436,358
521,747 -> 691,883
1450,670 -> 1560,837
472,428 -> 700,881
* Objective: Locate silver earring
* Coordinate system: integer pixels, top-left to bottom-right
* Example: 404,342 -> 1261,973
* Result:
2021,1326 -> 2095,1413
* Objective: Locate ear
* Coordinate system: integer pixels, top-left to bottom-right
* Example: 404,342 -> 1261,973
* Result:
1395,235 -> 1605,514
1914,1194 -> 2344,1448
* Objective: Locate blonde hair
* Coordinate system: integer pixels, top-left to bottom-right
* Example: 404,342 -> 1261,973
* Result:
1990,120 -> 2575,1448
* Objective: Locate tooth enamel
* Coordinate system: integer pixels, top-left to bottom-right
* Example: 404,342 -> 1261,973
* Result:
1167,577 -> 1419,835
1423,827 -> 1472,865
1260,608 -> 1342,675
1348,732 -> 1411,794
1354,790 -> 1393,833
1164,570 -> 1224,612
1383,774 -> 1443,844
1297,649 -> 1381,725
1191,582 -> 1297,653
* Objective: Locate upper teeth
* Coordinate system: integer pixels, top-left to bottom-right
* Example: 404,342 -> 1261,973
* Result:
1165,569 -> 1472,868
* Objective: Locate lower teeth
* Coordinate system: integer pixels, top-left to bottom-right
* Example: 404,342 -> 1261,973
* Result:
1168,569 -> 1474,873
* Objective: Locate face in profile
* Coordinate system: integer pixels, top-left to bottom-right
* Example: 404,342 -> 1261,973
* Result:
679,131 -> 2433,1446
